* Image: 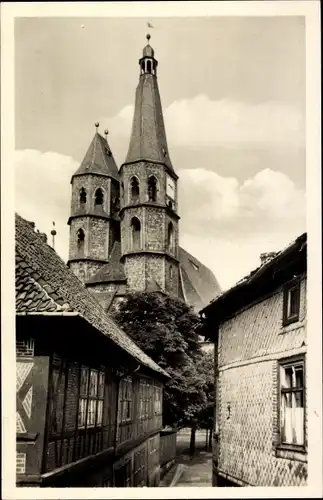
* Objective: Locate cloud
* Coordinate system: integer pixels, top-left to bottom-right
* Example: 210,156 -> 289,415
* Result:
14,150 -> 306,291
14,149 -> 78,262
107,94 -> 304,149
178,167 -> 306,288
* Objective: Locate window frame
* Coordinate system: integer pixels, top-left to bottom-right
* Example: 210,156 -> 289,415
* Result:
78,366 -> 105,430
118,377 -> 133,424
277,355 -> 306,453
283,278 -> 301,326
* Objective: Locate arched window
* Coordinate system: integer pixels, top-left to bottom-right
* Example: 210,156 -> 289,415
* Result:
130,177 -> 140,202
167,222 -> 174,253
77,228 -> 85,254
80,188 -> 87,205
169,265 -> 173,279
147,60 -> 152,73
131,217 -> 141,250
148,176 -> 157,202
141,60 -> 145,73
95,188 -> 104,206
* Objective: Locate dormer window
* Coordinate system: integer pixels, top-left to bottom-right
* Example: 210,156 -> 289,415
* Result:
80,188 -> 87,205
190,260 -> 199,272
130,177 -> 140,203
148,176 -> 157,202
283,278 -> 301,326
95,188 -> 104,206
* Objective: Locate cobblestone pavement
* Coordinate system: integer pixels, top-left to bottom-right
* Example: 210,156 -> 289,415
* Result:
173,429 -> 212,487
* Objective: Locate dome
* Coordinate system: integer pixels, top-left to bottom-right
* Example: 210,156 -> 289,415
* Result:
143,44 -> 154,58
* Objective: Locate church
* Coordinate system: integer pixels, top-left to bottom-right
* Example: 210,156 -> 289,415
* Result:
67,34 -> 221,313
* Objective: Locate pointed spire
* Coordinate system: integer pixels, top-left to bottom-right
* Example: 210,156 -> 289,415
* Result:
72,125 -> 119,181
123,36 -> 177,176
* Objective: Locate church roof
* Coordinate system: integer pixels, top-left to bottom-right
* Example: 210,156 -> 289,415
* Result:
15,213 -> 169,379
86,241 -> 126,284
179,247 -> 222,312
72,131 -> 120,182
124,46 -> 176,177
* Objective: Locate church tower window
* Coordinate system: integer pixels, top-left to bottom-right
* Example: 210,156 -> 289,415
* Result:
130,177 -> 140,203
167,222 -> 175,253
148,176 -> 157,202
147,60 -> 152,73
80,188 -> 87,205
131,217 -> 141,250
77,229 -> 85,254
95,188 -> 104,206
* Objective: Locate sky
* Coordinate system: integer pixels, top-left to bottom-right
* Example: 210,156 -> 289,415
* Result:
14,16 -> 306,291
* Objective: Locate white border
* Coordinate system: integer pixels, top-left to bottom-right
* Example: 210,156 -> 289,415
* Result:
1,1 -> 321,499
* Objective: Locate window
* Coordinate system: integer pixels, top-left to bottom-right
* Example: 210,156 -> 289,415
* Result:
95,188 -> 104,206
130,177 -> 140,202
78,367 -> 105,429
119,377 -> 133,423
283,279 -> 301,326
169,265 -> 173,279
77,229 -> 85,253
154,386 -> 162,415
131,217 -> 141,250
147,60 -> 152,73
279,358 -> 305,447
79,188 -> 87,205
148,176 -> 157,202
167,222 -> 175,253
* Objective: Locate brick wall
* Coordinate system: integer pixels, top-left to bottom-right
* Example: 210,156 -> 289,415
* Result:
121,162 -> 167,207
69,260 -> 105,284
124,256 -> 146,291
215,276 -> 307,486
71,175 -> 111,215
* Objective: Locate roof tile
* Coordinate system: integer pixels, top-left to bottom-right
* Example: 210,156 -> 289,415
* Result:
15,213 -> 168,379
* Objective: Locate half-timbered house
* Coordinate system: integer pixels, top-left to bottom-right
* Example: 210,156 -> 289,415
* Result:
15,213 -> 170,487
200,233 -> 307,487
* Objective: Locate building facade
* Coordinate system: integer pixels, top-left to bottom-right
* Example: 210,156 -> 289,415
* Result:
200,233 -> 307,487
15,213 -> 171,487
67,34 -> 221,314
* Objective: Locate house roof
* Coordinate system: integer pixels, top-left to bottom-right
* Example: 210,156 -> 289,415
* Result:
200,233 -> 307,334
15,213 -> 169,379
72,132 -> 120,182
123,45 -> 176,177
179,247 -> 222,312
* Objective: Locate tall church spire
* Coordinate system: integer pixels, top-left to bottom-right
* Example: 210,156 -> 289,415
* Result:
124,34 -> 177,177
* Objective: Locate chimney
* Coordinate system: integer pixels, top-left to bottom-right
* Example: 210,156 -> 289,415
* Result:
260,252 -> 277,265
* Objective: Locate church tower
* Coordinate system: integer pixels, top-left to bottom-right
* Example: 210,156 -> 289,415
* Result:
67,124 -> 121,284
120,35 -> 180,296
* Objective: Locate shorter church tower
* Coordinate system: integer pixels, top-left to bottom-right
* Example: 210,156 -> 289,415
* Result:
67,124 -> 120,283
119,35 -> 180,296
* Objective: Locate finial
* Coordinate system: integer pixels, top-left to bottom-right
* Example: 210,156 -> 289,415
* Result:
95,122 -> 99,131
104,129 -> 109,139
146,33 -> 151,43
50,221 -> 57,250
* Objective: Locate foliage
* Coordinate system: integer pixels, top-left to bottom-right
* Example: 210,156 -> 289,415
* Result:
112,291 -> 213,428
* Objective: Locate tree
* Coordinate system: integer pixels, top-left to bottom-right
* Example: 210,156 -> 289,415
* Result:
112,291 -> 207,428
